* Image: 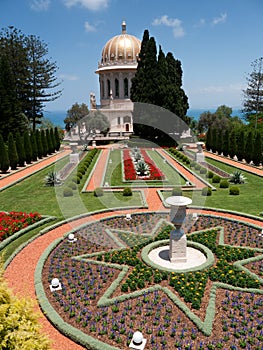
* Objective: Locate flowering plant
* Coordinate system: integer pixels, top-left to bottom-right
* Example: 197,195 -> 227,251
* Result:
0,211 -> 41,241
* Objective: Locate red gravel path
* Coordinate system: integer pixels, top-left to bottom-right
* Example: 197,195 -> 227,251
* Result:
204,151 -> 263,177
0,150 -> 71,190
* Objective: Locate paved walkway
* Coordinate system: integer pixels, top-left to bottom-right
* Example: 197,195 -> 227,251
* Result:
0,149 -> 71,190
2,146 -> 263,349
204,151 -> 263,177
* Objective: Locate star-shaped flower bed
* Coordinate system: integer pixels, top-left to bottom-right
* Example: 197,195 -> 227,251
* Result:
40,213 -> 263,349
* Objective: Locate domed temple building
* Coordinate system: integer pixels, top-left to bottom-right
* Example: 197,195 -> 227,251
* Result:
89,21 -> 141,139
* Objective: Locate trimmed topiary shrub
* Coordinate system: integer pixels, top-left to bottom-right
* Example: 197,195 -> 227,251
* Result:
208,171 -> 214,178
77,171 -> 83,179
195,163 -> 201,171
68,181 -> 77,190
229,186 -> 240,195
220,179 -> 229,188
212,175 -> 221,183
202,187 -> 212,196
172,187 -> 182,196
123,187 -> 132,196
72,176 -> 81,184
63,188 -> 73,197
94,187 -> 103,197
200,167 -> 207,175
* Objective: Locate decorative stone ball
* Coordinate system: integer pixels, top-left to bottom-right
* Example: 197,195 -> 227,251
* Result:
133,331 -> 143,345
51,278 -> 60,288
68,233 -> 75,241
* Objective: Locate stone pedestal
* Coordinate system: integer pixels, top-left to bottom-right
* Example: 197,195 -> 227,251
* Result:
92,140 -> 96,147
169,229 -> 187,263
166,196 -> 192,263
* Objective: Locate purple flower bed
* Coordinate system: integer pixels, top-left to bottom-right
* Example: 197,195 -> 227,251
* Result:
42,213 -> 263,349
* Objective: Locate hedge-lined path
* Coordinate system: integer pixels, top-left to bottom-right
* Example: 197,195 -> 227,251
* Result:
158,149 -> 207,189
204,150 -> 263,177
4,206 -> 263,350
0,149 -> 71,191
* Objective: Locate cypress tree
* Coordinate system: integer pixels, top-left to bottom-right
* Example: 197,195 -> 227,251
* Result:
15,133 -> 26,167
211,127 -> 218,153
8,133 -> 18,170
54,127 -> 61,151
46,129 -> 53,154
252,130 -> 262,166
0,134 -> 10,172
205,127 -> 212,151
30,132 -> 38,161
49,128 -> 56,153
229,129 -> 237,159
236,128 -> 245,161
41,129 -> 48,157
222,129 -> 230,157
244,130 -> 254,164
35,129 -> 43,158
23,132 -> 32,164
216,129 -> 223,155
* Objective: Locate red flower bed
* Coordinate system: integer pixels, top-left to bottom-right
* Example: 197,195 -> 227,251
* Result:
123,150 -> 136,180
140,149 -> 164,180
0,211 -> 41,242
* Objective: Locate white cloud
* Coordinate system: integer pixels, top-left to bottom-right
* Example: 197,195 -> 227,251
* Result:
212,13 -> 227,25
84,21 -> 96,32
60,74 -> 79,81
63,0 -> 108,11
197,83 -> 243,94
29,0 -> 50,11
152,15 -> 185,38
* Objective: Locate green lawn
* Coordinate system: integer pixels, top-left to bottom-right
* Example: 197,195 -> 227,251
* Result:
103,149 -> 185,187
162,157 -> 263,216
0,151 -> 145,219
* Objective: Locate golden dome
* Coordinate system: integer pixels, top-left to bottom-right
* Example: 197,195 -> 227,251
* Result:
99,21 -> 141,67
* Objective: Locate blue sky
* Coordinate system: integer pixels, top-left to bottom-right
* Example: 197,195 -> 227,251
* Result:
1,0 -> 263,113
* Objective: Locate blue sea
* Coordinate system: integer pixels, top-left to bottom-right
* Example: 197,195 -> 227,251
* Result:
44,108 -> 243,128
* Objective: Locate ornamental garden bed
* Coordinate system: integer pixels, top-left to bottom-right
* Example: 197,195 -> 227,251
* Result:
41,212 -> 263,349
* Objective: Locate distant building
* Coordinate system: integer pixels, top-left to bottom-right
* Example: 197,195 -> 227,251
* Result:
91,21 -> 141,137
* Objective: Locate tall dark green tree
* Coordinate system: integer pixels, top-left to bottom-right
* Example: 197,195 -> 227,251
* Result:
0,27 -> 62,132
229,129 -> 237,159
8,133 -> 18,170
54,127 -> 61,151
211,127 -> 218,153
216,129 -> 223,155
205,127 -> 212,152
49,128 -> 56,153
242,57 -> 263,129
41,129 -> 48,157
252,130 -> 262,166
45,129 -> 53,154
35,129 -> 43,159
30,132 -> 38,161
23,132 -> 32,164
0,134 -> 9,172
25,35 -> 62,130
15,132 -> 26,167
236,128 -> 246,161
222,129 -> 230,157
244,131 -> 254,164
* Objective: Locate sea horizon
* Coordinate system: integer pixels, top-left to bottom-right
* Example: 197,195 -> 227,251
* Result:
44,107 -> 243,128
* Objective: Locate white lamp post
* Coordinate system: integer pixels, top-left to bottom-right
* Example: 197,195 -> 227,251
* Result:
129,331 -> 147,349
49,278 -> 62,292
68,233 -> 77,242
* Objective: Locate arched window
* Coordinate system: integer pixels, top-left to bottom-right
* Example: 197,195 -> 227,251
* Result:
115,78 -> 119,97
124,78 -> 128,97
123,116 -> 131,123
107,79 -> 111,97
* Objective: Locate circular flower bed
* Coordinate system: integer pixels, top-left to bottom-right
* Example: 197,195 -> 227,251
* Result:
40,213 -> 263,349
